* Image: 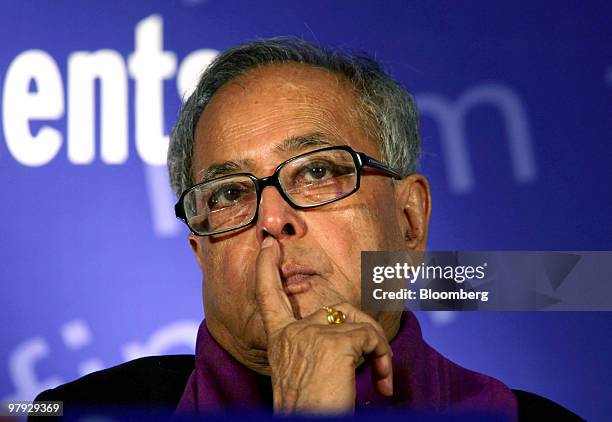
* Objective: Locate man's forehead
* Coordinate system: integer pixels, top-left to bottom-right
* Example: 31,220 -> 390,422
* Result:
191,62 -> 375,182
198,62 -> 358,127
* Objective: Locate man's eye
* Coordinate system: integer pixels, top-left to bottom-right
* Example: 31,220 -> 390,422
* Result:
207,184 -> 248,209
296,160 -> 354,183
305,165 -> 329,180
301,161 -> 335,181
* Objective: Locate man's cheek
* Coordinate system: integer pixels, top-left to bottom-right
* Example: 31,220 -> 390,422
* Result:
204,256 -> 237,301
315,231 -> 363,300
220,253 -> 258,303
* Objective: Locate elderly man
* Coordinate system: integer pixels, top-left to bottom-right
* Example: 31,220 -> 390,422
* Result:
32,37 -> 580,421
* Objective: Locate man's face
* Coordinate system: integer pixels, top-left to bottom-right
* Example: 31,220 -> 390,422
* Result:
189,63 -> 428,366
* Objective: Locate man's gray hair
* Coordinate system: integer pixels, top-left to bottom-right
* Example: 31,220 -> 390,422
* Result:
168,36 -> 420,198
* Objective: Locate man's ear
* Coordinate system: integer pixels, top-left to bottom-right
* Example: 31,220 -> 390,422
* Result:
395,174 -> 431,251
189,234 -> 206,272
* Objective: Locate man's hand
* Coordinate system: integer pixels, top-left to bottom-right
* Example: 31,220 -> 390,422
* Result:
255,237 -> 393,415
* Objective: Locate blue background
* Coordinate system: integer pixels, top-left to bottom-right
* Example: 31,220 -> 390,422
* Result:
1,1 -> 611,420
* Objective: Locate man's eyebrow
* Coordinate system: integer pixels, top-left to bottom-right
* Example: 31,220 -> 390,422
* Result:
274,133 -> 334,153
196,134 -> 333,183
197,159 -> 255,183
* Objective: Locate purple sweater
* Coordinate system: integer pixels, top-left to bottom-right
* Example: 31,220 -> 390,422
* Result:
175,311 -> 517,419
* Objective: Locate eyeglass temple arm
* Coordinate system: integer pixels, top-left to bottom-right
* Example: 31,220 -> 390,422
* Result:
358,153 -> 404,179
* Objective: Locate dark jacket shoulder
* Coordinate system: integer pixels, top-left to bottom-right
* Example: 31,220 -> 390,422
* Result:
513,389 -> 584,421
30,355 -> 194,421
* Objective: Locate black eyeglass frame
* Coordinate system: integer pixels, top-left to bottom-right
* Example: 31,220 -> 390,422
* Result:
175,145 -> 403,236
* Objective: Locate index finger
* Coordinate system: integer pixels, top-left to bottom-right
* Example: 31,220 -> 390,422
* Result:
255,237 -> 296,336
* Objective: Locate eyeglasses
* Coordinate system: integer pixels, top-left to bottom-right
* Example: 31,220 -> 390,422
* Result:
175,145 -> 403,236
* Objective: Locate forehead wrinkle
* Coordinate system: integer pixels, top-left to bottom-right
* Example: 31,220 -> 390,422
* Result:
199,65 -> 366,151
211,112 -> 347,156
274,133 -> 333,154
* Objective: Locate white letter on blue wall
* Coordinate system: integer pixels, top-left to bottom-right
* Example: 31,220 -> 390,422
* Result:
128,14 -> 177,165
2,50 -> 64,166
67,50 -> 128,164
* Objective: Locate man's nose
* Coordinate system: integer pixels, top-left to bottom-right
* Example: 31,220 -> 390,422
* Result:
255,186 -> 307,243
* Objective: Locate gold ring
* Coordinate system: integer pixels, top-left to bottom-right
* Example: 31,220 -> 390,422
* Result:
321,306 -> 346,324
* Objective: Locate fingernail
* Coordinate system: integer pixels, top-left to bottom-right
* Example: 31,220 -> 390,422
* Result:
262,237 -> 274,248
